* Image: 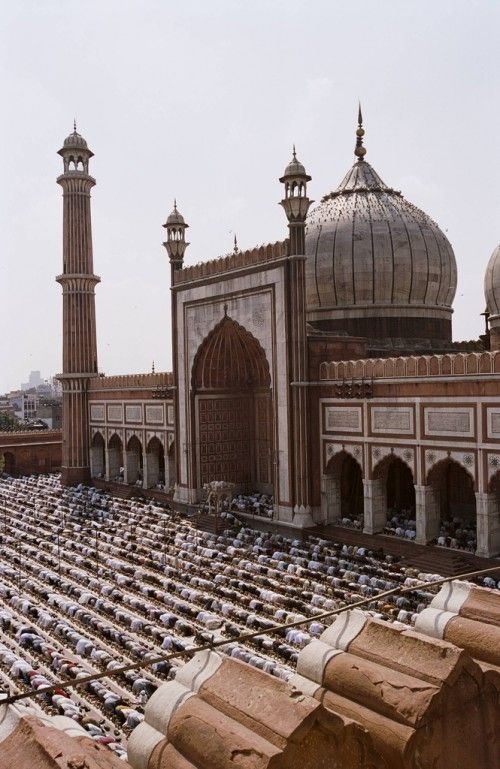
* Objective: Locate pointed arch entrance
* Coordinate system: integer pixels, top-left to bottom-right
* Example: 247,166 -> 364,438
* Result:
366,454 -> 415,534
192,315 -> 273,492
427,459 -> 477,549
1,452 -> 15,476
90,433 -> 105,479
125,435 -> 143,485
145,437 -> 165,488
107,434 -> 123,481
322,451 -> 363,525
386,458 -> 415,514
481,471 -> 500,557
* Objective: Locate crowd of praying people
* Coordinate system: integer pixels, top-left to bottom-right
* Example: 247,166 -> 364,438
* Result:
0,473 -> 497,760
230,493 -> 274,519
339,508 -> 478,552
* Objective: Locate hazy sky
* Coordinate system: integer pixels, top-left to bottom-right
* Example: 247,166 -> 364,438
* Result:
1,0 -> 499,393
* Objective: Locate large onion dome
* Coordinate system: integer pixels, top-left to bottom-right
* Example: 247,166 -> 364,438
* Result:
485,243 -> 500,319
484,243 -> 500,349
305,110 -> 457,346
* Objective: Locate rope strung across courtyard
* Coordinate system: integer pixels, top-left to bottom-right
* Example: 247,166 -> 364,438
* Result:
3,563 -> 499,706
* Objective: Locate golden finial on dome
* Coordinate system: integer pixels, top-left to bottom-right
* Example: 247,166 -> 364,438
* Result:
354,102 -> 366,162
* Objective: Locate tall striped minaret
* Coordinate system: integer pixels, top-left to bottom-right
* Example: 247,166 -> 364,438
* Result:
56,124 -> 100,485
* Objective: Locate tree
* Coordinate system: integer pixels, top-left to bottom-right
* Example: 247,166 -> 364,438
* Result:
0,412 -> 19,432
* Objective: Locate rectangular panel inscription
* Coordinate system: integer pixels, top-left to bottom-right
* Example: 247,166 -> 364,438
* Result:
145,404 -> 164,425
372,408 -> 412,434
490,413 -> 500,435
107,405 -> 123,423
90,404 -> 105,422
125,404 -> 142,423
167,405 -> 174,424
325,406 -> 361,433
425,409 -> 472,436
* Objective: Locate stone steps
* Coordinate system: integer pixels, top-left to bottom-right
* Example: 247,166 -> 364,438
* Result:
191,514 -> 497,579
191,512 -> 224,535
311,525 -> 497,578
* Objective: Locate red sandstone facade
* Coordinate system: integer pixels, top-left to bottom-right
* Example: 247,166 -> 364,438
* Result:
54,123 -> 500,556
0,431 -> 62,476
87,373 -> 175,490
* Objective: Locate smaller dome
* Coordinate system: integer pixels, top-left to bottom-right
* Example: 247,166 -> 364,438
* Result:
166,201 -> 186,226
63,130 -> 88,150
280,147 -> 311,180
484,243 -> 500,318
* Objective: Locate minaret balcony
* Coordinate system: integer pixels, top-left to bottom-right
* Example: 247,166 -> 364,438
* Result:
56,273 -> 101,290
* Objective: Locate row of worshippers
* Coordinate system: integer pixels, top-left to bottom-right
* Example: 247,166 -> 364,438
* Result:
0,473 -> 498,758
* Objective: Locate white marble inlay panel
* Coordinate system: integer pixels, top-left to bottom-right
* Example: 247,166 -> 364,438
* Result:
145,404 -> 165,425
424,407 -> 474,437
371,407 -> 413,434
107,405 -> 123,423
487,452 -> 500,483
125,404 -> 142,423
487,410 -> 500,438
325,406 -> 361,433
90,404 -> 105,422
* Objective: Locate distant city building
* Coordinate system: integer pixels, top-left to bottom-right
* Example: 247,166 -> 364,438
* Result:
7,390 -> 39,421
21,371 -> 62,398
36,400 -> 62,429
21,370 -> 44,391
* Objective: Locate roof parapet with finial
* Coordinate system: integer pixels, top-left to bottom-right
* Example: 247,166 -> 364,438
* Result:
354,103 -> 366,162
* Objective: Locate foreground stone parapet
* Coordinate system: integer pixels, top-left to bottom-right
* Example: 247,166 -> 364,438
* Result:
0,713 -> 127,769
415,579 -> 500,753
127,648 -> 382,769
415,580 -> 500,668
291,608 -> 497,769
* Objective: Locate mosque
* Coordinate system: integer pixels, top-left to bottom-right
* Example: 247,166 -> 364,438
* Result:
56,111 -> 500,558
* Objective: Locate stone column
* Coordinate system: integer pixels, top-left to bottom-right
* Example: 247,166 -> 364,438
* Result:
142,451 -> 150,489
104,447 -> 111,481
415,485 -> 441,544
321,474 -> 341,524
475,492 -> 500,557
163,450 -> 170,490
363,478 -> 386,534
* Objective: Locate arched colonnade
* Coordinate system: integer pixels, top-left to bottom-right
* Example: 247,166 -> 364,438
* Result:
90,432 -> 175,491
1,452 -> 16,475
322,449 -> 498,556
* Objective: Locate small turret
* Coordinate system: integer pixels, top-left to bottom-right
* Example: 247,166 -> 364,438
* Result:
58,120 -> 94,175
162,200 -> 189,270
279,146 -> 312,254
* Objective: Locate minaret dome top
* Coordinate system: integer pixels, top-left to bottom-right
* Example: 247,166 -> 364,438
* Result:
58,121 -> 93,159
